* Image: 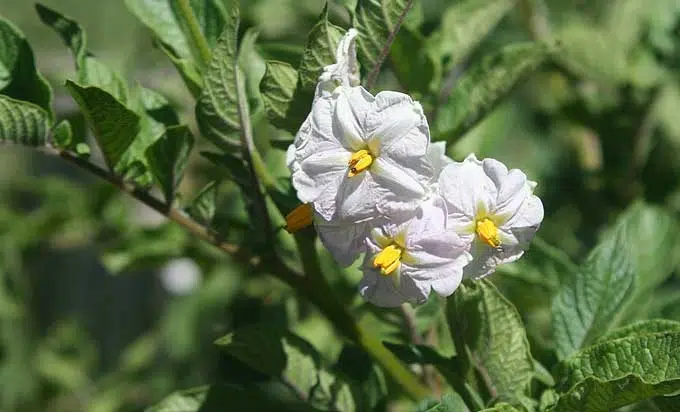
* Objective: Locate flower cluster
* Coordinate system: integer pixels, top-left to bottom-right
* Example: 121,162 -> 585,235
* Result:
286,29 -> 544,307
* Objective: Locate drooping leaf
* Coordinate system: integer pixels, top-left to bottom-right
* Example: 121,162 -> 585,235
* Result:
0,17 -> 52,115
434,42 -> 547,141
0,95 -> 50,146
124,0 -> 194,59
146,125 -> 195,204
447,279 -> 534,400
551,203 -> 677,360
548,332 -> 680,411
145,387 -> 207,412
187,181 -> 220,225
430,0 -> 516,69
195,0 -> 241,150
215,323 -> 356,411
354,0 -> 415,83
390,25 -> 439,96
36,3 -> 128,101
423,392 -> 470,412
297,5 -> 345,90
596,319 -> 680,343
65,81 -> 140,170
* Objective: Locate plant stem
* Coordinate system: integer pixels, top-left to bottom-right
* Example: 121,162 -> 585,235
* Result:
363,0 -> 415,90
176,0 -> 213,68
47,147 -> 429,401
293,234 -> 430,400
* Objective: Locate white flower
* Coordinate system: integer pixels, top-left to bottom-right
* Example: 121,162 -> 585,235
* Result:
315,214 -> 379,267
318,28 -> 360,91
287,86 -> 434,222
439,154 -> 544,279
359,198 -> 472,307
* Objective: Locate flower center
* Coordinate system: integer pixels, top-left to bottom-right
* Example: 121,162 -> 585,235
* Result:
348,149 -> 373,177
373,244 -> 402,276
476,217 -> 501,248
284,203 -> 313,233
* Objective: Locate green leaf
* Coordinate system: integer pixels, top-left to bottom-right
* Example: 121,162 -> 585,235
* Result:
596,319 -> 680,343
145,387 -> 207,412
434,42 -> 547,141
424,392 -> 470,412
430,0 -> 516,69
548,332 -> 680,411
125,0 -> 229,66
0,17 -> 52,115
383,342 -> 453,368
298,5 -> 345,90
35,3 -> 128,101
551,203 -> 678,360
195,0 -> 241,150
260,60 -> 303,131
447,279 -> 534,400
390,25 -> 439,96
146,125 -> 195,204
354,0 -> 414,82
0,95 -> 50,146
215,323 -> 356,411
65,81 -> 140,170
187,181 -> 220,225
479,404 -> 520,412
51,120 -> 73,148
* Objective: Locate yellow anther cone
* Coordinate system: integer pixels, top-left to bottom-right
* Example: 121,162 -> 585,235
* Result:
348,149 -> 373,177
373,244 -> 402,276
476,217 -> 501,248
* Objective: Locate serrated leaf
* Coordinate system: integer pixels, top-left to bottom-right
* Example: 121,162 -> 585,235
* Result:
195,0 -> 241,150
390,25 -> 439,96
145,387 -> 207,412
551,203 -> 676,360
146,125 -> 195,204
354,0 -> 414,82
298,5 -> 345,90
35,3 -> 128,101
434,42 -> 546,141
0,95 -> 50,146
65,81 -> 140,169
424,392 -> 470,412
549,332 -> 680,411
431,0 -> 515,69
187,181 -> 219,224
52,119 -> 73,148
447,279 -> 534,400
596,319 -> 680,343
215,323 -> 356,411
0,17 -> 52,115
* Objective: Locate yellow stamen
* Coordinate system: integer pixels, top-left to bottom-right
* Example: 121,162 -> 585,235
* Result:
373,244 -> 402,276
476,217 -> 501,248
285,203 -> 314,233
348,149 -> 373,177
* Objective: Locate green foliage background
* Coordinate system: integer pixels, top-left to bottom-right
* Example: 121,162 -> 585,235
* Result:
2,0 -> 680,411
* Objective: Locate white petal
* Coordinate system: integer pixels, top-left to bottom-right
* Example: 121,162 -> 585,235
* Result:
371,158 -> 426,215
359,264 -> 429,308
319,28 -> 360,88
315,214 -> 373,267
292,148 -> 349,217
439,161 -> 496,225
365,91 -> 429,161
426,141 -> 453,177
483,158 -> 531,223
462,237 -> 524,280
333,88 -> 373,150
336,172 -> 381,220
504,194 -> 544,231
